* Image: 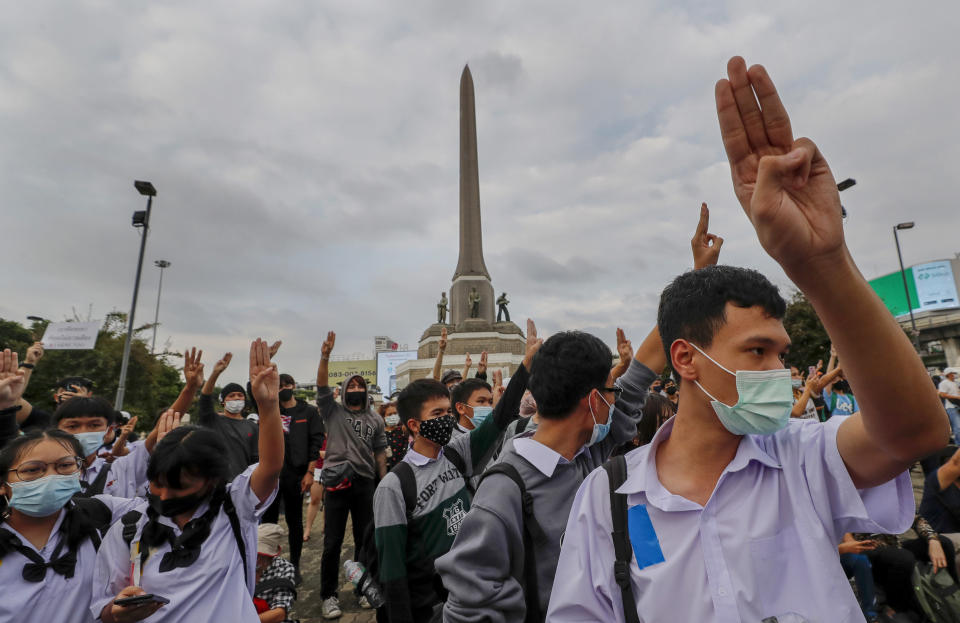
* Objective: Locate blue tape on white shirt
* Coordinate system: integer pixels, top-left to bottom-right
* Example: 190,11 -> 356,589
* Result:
627,504 -> 666,569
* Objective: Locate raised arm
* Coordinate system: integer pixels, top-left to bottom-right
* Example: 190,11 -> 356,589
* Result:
13,342 -> 43,422
201,351 -> 231,397
461,352 -> 472,382
169,347 -> 205,415
249,339 -> 283,503
0,350 -> 27,447
316,331 -> 335,389
610,329 -> 633,380
716,56 -> 948,487
431,327 -> 447,381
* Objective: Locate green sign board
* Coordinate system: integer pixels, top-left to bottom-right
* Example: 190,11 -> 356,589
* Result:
868,269 -> 919,318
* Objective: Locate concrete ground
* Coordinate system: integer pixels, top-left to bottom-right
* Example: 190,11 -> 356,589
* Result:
281,498 -> 376,623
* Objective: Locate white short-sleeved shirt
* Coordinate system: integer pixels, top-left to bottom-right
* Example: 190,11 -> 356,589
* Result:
547,416 -> 913,623
90,464 -> 277,622
940,378 -> 959,410
84,443 -> 149,498
0,495 -> 140,623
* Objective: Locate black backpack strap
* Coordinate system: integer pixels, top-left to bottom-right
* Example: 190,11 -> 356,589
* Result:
392,461 -> 418,518
121,510 -> 143,547
255,576 -> 298,599
222,493 -> 249,586
81,462 -> 113,497
70,496 -> 113,550
517,416 -> 531,432
603,455 -> 641,623
444,446 -> 467,478
480,462 -> 547,623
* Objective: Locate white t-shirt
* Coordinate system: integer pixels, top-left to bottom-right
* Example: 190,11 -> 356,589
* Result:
940,378 -> 960,410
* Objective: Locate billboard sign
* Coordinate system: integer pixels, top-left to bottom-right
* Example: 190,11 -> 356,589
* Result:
377,350 -> 419,397
869,260 -> 959,318
326,360 -> 377,387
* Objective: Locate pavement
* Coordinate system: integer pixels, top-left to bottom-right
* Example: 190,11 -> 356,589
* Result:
282,498 -> 376,623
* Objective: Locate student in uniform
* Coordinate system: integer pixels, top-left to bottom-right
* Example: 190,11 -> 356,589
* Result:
54,396 -> 151,498
373,322 -> 535,623
91,339 -> 284,623
0,428 -> 153,623
547,57 -> 948,623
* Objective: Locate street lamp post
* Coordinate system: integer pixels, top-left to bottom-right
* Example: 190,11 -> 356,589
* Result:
893,222 -> 920,349
116,180 -> 157,410
151,260 -> 171,354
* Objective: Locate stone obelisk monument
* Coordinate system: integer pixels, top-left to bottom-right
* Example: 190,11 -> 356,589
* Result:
449,65 -> 495,328
396,65 -> 525,388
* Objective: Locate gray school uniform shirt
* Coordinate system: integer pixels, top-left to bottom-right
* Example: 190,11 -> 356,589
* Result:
436,358 -> 655,622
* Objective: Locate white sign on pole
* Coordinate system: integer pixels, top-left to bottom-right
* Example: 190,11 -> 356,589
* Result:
377,350 -> 419,397
912,260 -> 960,313
41,321 -> 103,350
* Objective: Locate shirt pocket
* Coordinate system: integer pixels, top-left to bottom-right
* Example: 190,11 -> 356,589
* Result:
748,525 -> 810,619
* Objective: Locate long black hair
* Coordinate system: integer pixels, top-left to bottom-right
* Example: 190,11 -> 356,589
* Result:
147,425 -> 230,489
0,429 -> 84,520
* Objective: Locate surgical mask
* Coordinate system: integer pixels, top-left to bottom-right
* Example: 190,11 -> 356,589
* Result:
224,399 -> 245,414
419,414 -> 455,446
8,473 -> 81,517
385,414 -> 400,427
690,343 -> 793,436
74,431 -> 106,457
278,389 -> 294,402
587,391 -> 614,447
148,489 -> 208,518
791,379 -> 803,389
468,405 -> 493,428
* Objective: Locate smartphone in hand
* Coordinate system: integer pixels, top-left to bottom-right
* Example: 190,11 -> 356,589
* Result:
115,594 -> 170,607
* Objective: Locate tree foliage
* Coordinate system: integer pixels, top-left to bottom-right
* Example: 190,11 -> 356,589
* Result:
0,313 -> 183,431
782,290 -> 831,371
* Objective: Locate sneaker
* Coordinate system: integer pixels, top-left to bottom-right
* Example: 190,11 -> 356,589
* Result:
359,595 -> 372,609
294,569 -> 302,587
321,596 -> 342,619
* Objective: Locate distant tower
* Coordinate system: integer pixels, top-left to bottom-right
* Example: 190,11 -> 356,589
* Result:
449,65 -> 495,327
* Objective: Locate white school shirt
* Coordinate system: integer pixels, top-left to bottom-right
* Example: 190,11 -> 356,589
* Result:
0,495 -> 140,623
547,416 -> 913,623
90,464 -> 277,622
83,443 -> 149,498
940,378 -> 960,410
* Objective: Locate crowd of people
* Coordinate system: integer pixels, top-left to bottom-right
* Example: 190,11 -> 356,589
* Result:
0,57 -> 956,623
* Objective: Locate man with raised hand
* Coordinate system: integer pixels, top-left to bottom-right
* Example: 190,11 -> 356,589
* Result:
547,57 -> 949,623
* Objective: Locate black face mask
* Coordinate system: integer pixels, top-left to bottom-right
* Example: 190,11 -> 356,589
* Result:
345,391 -> 366,407
148,489 -> 209,518
418,414 -> 455,446
665,386 -> 677,396
278,388 -> 294,402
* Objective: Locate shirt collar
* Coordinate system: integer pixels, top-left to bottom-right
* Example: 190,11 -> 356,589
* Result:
616,416 -> 782,499
513,436 -> 575,477
404,444 -> 442,467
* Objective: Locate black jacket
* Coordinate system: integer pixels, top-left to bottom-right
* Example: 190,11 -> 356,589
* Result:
281,399 -> 325,473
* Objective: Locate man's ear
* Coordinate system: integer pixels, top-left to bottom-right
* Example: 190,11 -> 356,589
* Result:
670,339 -> 698,382
406,419 -> 420,435
454,402 -> 467,418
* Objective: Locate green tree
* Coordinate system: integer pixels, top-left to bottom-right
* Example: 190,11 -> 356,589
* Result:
782,291 -> 831,372
0,314 -> 183,431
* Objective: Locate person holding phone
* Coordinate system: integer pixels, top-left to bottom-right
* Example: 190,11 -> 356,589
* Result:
91,339 -> 283,623
0,424 -> 172,623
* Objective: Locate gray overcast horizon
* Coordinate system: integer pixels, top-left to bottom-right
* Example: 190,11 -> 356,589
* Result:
3,1 -> 959,384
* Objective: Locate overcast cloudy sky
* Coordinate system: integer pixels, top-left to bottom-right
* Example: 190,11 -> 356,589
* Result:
3,1 -> 959,382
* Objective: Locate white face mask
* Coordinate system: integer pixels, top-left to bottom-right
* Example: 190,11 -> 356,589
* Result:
385,414 -> 400,427
224,399 -> 245,414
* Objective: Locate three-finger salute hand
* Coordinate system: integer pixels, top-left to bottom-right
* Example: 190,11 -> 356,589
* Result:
691,203 -> 724,270
321,332 -> 336,359
250,339 -> 279,404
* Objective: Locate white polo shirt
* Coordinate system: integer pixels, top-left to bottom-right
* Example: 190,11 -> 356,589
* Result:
547,416 -> 913,623
90,465 -> 277,622
0,495 -> 140,623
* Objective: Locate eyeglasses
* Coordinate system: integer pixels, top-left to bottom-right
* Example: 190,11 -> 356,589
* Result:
8,457 -> 83,482
600,386 -> 623,400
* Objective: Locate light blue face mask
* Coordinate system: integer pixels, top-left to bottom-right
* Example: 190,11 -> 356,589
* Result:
74,431 -> 107,457
468,405 -> 493,428
587,391 -> 614,446
690,343 -> 793,436
8,473 -> 82,517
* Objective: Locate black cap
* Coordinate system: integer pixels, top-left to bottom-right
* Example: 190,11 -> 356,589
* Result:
441,370 -> 463,384
219,383 -> 246,403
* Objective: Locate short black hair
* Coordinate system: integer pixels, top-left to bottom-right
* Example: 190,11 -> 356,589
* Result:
657,265 -> 786,363
528,331 -> 612,420
147,425 -> 230,489
450,378 -> 492,407
397,379 -> 450,423
53,396 -> 116,425
279,374 -> 295,387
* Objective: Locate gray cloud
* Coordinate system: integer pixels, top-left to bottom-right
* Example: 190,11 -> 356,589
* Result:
3,1 -> 959,383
